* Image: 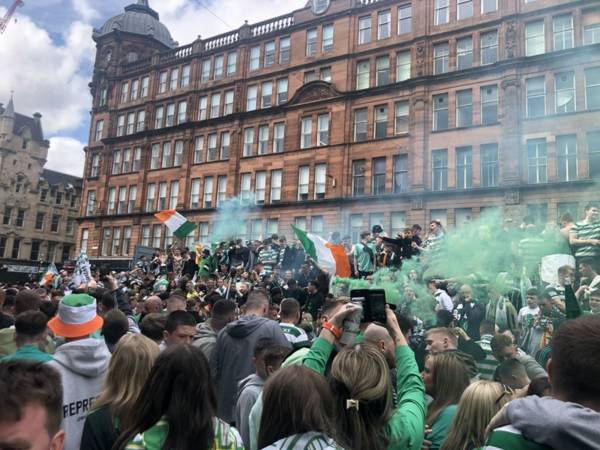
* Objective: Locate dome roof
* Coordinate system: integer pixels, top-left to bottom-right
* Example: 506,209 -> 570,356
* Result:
93,0 -> 177,48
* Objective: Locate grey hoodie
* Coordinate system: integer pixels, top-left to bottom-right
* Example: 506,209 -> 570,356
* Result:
216,315 -> 291,423
235,373 -> 265,449
507,396 -> 600,450
194,319 -> 218,378
47,338 -> 111,450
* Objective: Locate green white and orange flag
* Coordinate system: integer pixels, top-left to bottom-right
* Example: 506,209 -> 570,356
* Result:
292,225 -> 351,278
154,210 -> 197,240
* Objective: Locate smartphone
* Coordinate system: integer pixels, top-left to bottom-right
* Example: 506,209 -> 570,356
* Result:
350,289 -> 387,324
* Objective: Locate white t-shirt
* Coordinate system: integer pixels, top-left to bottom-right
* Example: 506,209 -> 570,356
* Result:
435,289 -> 454,312
517,305 -> 540,327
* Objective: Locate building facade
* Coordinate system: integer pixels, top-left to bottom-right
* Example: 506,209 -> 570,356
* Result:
0,97 -> 82,267
80,0 -> 600,259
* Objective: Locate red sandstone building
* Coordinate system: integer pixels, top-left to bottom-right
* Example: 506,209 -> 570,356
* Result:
79,0 -> 600,261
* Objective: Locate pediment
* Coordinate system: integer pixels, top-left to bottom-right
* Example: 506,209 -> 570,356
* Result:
287,80 -> 342,106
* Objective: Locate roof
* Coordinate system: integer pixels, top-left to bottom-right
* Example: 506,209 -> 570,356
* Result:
0,98 -> 45,142
93,0 -> 177,48
41,169 -> 82,188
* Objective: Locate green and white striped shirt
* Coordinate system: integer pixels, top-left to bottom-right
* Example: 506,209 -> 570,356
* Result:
483,425 -> 551,450
262,432 -> 344,450
570,220 -> 600,258
279,323 -> 311,349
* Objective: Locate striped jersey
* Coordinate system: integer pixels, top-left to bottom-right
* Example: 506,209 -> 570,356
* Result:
483,425 -> 551,450
570,220 -> 600,258
279,323 -> 311,349
259,248 -> 279,273
262,432 -> 344,450
475,334 -> 498,380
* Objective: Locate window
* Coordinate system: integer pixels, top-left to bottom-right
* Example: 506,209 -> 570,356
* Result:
240,174 -> 252,202
354,108 -> 368,142
587,131 -> 600,177
391,101 -> 409,135
320,67 -> 332,82
433,93 -> 449,131
301,117 -> 312,149
130,79 -> 139,100
435,0 -> 449,25
210,94 -> 220,119
481,143 -> 499,187
243,128 -> 254,157
378,10 -> 391,40
372,157 -> 386,195
585,68 -> 600,110
584,24 -> 600,45
116,115 -> 125,136
456,146 -> 473,189
555,72 -> 575,114
317,114 -> 329,146
259,125 -> 269,154
181,64 -> 191,87
10,239 -> 20,259
166,103 -> 175,126
154,106 -> 164,129
352,160 -> 365,196
356,60 -> 370,89
398,4 -> 412,34
374,105 -> 388,139
481,85 -> 498,124
174,140 -> 184,166
553,14 -> 573,51
554,134 -> 577,182
458,0 -> 473,20
526,21 -> 545,56
152,225 -> 161,248
277,78 -> 288,105
224,90 -> 234,115
306,29 -> 317,56
158,71 -> 168,93
107,187 -> 116,214
261,81 -> 273,108
128,186 -> 137,213
298,166 -> 310,200
250,46 -> 260,71
112,150 -> 122,175
170,68 -> 179,91
227,51 -> 237,74
207,134 -> 217,161
117,187 -> 127,214
125,113 -> 134,135
359,16 -> 371,44
30,241 -> 41,261
99,87 -> 108,107
198,96 -> 208,120
122,148 -> 131,173
214,55 -> 224,79
55,192 -> 62,206
220,132 -> 230,160
480,31 -> 498,65
279,37 -> 291,64
527,76 -> 546,118
390,211 -> 407,236
40,189 -> 48,202
178,101 -> 187,124
256,171 -> 267,204
157,182 -> 167,210
94,120 -> 104,141
201,59 -> 211,81
150,144 -> 160,169
141,76 -> 149,97
311,216 -> 324,235
376,56 -> 390,86
393,154 -> 408,193
349,214 -> 363,242
481,0 -> 497,14
190,178 -> 201,208
121,82 -> 129,103
140,226 -> 150,247
434,43 -> 449,74
527,139 -> 547,184
457,37 -> 473,70
396,51 -> 411,81
161,142 -> 172,168
271,169 -> 282,202
122,226 -> 131,256
85,191 -> 95,216
456,89 -> 473,127
33,212 -> 44,231
322,24 -> 334,52
2,207 -> 11,225
199,222 -> 210,244
313,164 -> 326,199
305,71 -> 318,84
273,122 -> 285,153
432,149 -> 448,191
217,176 -> 227,206
191,136 -> 204,164
90,154 -> 99,177
136,111 -> 145,132
247,85 -> 258,111
132,147 -> 141,172
260,42 -> 275,68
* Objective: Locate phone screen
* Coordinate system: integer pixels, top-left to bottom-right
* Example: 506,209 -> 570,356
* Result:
368,290 -> 387,323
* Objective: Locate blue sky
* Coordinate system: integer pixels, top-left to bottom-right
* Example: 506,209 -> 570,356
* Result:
0,0 -> 307,175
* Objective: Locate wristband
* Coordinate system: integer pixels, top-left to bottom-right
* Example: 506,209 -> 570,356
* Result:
322,321 -> 343,340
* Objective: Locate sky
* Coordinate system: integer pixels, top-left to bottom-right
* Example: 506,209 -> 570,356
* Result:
0,0 -> 308,176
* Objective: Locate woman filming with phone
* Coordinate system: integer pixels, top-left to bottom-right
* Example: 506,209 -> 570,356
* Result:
303,303 -> 426,450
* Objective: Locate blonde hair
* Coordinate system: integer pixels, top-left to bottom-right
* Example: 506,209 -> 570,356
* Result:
93,333 -> 160,427
330,342 -> 393,450
441,381 -> 514,450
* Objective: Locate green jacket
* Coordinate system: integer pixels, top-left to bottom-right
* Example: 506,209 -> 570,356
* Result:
0,344 -> 53,363
303,338 -> 426,450
426,405 -> 456,450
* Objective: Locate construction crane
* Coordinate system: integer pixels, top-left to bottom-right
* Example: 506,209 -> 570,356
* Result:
0,0 -> 24,35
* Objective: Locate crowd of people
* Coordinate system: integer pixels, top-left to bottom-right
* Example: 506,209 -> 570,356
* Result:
0,203 -> 599,450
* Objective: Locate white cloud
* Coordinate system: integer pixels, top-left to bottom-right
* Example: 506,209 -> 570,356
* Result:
46,137 -> 86,177
0,9 -> 94,135
71,0 -> 100,22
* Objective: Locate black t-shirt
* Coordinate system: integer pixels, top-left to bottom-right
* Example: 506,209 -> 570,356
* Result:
0,313 -> 14,330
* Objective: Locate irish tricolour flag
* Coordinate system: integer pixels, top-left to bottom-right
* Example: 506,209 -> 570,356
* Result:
154,210 -> 197,240
292,225 -> 351,278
